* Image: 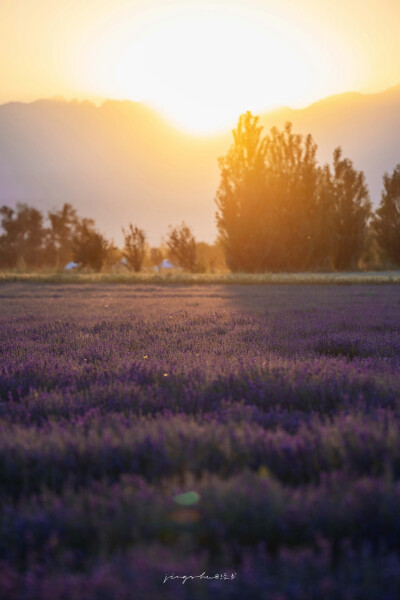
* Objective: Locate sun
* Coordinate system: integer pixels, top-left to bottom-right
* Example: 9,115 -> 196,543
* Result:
78,2 -> 341,135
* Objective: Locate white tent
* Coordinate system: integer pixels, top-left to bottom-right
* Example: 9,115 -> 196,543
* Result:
161,259 -> 174,269
64,261 -> 78,270
153,259 -> 176,272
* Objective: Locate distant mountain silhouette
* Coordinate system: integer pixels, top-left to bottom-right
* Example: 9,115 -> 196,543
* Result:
259,83 -> 400,201
0,85 -> 399,245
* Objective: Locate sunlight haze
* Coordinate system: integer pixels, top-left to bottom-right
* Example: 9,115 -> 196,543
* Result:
1,0 -> 400,134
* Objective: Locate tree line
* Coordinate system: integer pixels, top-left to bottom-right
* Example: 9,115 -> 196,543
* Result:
0,203 -> 225,273
215,113 -> 400,271
0,114 -> 399,273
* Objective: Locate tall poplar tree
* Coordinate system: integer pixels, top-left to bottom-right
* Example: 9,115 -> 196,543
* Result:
373,164 -> 400,265
330,147 -> 371,270
215,111 -> 268,272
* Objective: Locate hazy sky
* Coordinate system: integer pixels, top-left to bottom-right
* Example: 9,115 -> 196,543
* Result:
1,0 -> 400,133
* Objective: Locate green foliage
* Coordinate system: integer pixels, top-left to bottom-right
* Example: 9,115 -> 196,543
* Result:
122,224 -> 146,272
150,247 -> 163,269
263,123 -> 321,270
0,202 -> 114,272
216,111 -> 268,272
373,164 -> 400,266
72,220 -> 110,272
0,271 -> 399,284
331,147 -> 371,270
0,203 -> 46,269
195,241 -> 227,273
45,203 -> 79,268
358,224 -> 382,270
166,222 -> 197,272
215,114 -> 371,272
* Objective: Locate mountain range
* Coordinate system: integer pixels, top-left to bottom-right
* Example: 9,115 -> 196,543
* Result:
0,84 -> 399,245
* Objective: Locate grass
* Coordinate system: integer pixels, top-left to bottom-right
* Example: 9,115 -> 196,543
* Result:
1,269 -> 400,285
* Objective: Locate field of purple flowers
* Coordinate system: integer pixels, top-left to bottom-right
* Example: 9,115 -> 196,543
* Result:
1,282 -> 400,600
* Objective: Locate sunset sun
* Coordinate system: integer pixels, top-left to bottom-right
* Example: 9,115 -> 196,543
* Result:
78,3 -> 348,134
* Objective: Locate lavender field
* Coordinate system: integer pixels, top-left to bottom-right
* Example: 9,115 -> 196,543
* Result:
1,283 -> 400,600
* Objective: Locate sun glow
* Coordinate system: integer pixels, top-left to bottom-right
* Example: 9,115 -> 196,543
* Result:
77,2 -> 353,135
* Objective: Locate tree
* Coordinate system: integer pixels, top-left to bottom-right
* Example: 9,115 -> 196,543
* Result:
45,203 -> 79,268
103,244 -> 123,270
0,206 -> 18,268
72,219 -> 109,271
150,247 -> 163,270
330,147 -> 371,270
215,111 -> 268,272
122,224 -> 146,272
166,222 -> 197,272
215,115 -> 323,272
0,203 -> 46,268
263,122 -> 321,270
196,241 -> 227,273
373,164 -> 400,265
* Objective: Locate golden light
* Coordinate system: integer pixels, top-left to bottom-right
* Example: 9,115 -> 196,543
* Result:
77,2 -> 355,135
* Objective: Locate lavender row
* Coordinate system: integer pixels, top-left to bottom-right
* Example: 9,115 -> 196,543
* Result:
0,355 -> 399,428
2,472 -> 400,569
0,544 -> 399,600
1,410 -> 399,498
